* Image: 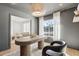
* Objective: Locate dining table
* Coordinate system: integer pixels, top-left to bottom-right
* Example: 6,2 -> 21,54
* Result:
15,35 -> 47,56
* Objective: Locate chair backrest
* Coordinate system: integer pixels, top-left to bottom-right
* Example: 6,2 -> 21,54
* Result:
51,41 -> 67,52
57,41 -> 67,52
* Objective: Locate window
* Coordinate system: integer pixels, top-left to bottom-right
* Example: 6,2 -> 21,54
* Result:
43,19 -> 54,36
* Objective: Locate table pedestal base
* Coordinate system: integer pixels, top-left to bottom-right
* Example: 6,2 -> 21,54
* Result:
20,45 -> 31,56
38,40 -> 44,49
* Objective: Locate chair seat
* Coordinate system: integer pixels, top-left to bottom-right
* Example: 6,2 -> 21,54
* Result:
46,50 -> 65,56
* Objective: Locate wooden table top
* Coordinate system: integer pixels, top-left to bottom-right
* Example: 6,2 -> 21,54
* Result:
15,35 -> 47,46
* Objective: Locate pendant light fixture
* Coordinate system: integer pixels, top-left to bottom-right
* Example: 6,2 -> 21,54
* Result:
73,4 -> 79,22
31,3 -> 44,17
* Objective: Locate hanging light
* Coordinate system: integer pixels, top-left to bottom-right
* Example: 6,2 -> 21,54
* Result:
74,10 -> 79,16
73,4 -> 79,23
74,4 -> 79,16
31,3 -> 44,17
73,16 -> 79,22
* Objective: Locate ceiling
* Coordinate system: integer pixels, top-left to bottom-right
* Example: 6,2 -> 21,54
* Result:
0,3 -> 78,17
11,15 -> 30,23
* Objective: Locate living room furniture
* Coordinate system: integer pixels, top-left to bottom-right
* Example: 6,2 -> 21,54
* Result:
42,41 -> 67,56
44,36 -> 53,43
15,35 -> 46,56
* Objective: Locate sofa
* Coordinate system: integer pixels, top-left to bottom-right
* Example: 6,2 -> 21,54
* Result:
11,32 -> 37,40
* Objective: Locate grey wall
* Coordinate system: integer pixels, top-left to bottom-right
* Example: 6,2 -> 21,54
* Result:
0,5 -> 36,51
35,17 -> 39,35
60,8 -> 79,49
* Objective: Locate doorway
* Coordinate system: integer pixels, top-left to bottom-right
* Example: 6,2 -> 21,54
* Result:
10,15 -> 31,47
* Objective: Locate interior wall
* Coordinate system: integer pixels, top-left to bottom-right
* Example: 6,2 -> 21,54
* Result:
35,17 -> 39,35
0,5 -> 36,51
60,8 -> 79,49
11,21 -> 24,34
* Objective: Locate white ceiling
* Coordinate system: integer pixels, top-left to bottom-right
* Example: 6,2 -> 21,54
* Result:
11,15 -> 30,23
0,3 -> 78,16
